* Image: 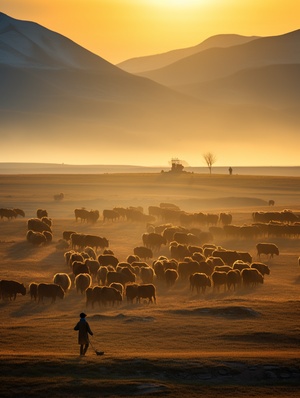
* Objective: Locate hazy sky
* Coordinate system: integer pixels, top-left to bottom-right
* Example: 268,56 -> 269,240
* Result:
2,0 -> 299,64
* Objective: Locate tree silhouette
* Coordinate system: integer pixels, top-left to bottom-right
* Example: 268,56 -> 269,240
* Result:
203,152 -> 216,174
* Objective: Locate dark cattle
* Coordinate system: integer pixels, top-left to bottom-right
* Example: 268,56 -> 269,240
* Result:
125,283 -> 139,303
0,279 -> 26,300
142,232 -> 167,251
29,282 -> 38,300
137,284 -> 156,304
70,233 -> 86,250
101,286 -> 122,306
212,250 -> 241,266
241,268 -> 264,287
74,208 -> 89,222
103,209 -> 120,222
85,287 -> 93,307
37,283 -> 64,303
106,271 -> 135,286
268,200 -> 275,206
226,269 -> 241,290
219,212 -> 232,225
96,266 -> 109,286
0,208 -> 17,220
91,286 -> 104,307
178,260 -> 201,280
211,271 -> 227,292
84,235 -> 109,250
133,246 -> 153,260
256,243 -> 279,259
98,254 -> 119,268
189,273 -> 211,294
170,243 -> 190,261
54,193 -> 64,201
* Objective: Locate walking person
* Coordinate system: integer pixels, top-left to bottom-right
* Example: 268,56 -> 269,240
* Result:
74,312 -> 93,356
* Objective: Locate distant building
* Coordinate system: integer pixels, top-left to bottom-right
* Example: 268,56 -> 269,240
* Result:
170,158 -> 184,173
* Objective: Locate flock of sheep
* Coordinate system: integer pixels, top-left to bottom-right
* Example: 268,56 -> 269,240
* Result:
1,203 -> 288,306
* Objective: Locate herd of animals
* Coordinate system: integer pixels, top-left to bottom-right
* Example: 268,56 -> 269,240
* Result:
0,204 -> 300,306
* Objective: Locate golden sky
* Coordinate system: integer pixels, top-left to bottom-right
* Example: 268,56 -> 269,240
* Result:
2,0 -> 300,64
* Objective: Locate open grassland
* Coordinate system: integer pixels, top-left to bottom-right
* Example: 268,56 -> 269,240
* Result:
0,173 -> 300,397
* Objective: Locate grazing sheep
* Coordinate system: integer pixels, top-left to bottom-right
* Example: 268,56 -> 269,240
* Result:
29,282 -> 38,300
85,259 -> 100,278
211,271 -> 227,292
0,208 -> 17,220
241,268 -> 264,287
96,266 -> 109,285
63,230 -> 76,241
137,284 -> 156,304
37,283 -> 64,303
72,261 -> 90,277
53,273 -> 72,292
109,282 -> 124,297
164,268 -> 179,287
232,261 -> 250,272
37,209 -> 48,219
214,265 -> 232,273
250,262 -> 270,276
42,230 -> 53,243
125,283 -> 139,303
226,269 -> 241,291
26,230 -> 47,246
140,266 -> 154,284
0,279 -> 26,300
28,218 -> 52,233
75,273 -> 92,294
189,273 -> 211,294
13,208 -> 25,217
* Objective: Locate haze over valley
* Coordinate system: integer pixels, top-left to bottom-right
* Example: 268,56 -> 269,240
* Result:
0,12 -> 299,167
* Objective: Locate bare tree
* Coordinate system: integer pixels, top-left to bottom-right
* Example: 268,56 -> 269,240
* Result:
203,152 -> 216,174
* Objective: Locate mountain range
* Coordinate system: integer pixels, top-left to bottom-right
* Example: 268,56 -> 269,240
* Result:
0,12 -> 299,166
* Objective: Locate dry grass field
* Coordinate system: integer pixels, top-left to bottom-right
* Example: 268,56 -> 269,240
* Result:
0,172 -> 300,397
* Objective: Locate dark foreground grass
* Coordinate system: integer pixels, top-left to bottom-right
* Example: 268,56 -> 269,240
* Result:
1,356 -> 300,397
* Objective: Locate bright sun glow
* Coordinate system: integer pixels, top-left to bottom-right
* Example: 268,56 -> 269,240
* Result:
149,0 -> 204,7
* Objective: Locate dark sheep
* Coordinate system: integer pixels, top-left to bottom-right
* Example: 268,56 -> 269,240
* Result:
28,218 -> 52,233
53,273 -> 72,292
241,268 -> 264,287
250,262 -> 270,276
75,273 -> 92,294
164,268 -> 178,287
37,209 -> 48,219
26,230 -> 47,246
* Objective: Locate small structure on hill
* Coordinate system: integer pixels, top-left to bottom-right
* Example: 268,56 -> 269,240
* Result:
170,158 -> 184,173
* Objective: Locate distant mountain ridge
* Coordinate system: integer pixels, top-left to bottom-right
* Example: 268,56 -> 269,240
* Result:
117,34 -> 259,74
0,12 -> 299,166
